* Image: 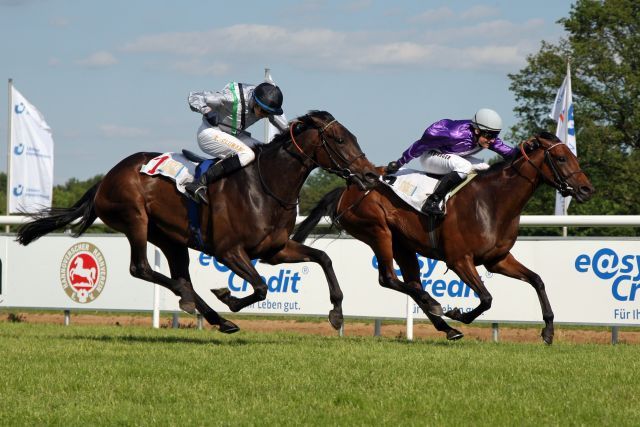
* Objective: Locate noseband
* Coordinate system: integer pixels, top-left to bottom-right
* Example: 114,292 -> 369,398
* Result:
288,119 -> 366,179
518,136 -> 585,196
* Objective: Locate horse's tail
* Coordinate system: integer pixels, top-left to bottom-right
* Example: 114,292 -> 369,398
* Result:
16,181 -> 101,245
292,187 -> 345,243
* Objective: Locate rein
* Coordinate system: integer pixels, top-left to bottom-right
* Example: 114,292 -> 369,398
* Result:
254,115 -> 367,208
518,137 -> 585,196
289,119 -> 366,179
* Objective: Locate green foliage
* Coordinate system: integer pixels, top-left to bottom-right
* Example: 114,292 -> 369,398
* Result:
299,169 -> 345,215
507,0 -> 640,236
52,175 -> 103,208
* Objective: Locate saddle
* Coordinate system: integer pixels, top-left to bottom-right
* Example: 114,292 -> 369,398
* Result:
379,168 -> 476,214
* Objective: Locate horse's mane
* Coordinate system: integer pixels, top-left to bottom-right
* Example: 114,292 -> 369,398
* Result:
260,110 -> 335,153
476,130 -> 561,176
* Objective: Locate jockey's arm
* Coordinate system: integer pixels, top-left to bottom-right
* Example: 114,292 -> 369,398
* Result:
187,91 -> 226,114
490,137 -> 518,158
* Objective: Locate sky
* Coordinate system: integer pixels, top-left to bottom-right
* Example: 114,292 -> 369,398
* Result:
0,0 -> 574,184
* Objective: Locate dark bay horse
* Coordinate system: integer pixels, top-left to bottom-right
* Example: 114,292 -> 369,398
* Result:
17,111 -> 378,334
294,132 -> 595,344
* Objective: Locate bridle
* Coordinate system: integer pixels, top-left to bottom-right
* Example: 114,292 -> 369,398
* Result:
288,118 -> 366,180
517,136 -> 585,197
255,115 -> 366,208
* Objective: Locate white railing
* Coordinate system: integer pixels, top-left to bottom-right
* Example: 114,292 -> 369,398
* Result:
2,215 -> 640,227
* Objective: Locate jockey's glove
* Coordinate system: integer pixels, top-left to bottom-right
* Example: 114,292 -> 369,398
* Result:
204,111 -> 218,127
385,161 -> 400,175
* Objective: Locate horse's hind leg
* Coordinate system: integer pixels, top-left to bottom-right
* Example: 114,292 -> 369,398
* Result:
155,240 -> 239,334
486,253 -> 554,344
124,224 -> 198,315
353,225 -> 443,316
393,244 -> 463,341
261,240 -> 344,330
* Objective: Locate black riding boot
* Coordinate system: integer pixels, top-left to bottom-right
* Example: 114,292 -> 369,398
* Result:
185,155 -> 243,204
421,171 -> 465,216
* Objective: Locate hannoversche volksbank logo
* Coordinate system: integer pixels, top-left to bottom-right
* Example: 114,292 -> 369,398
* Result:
12,185 -> 24,197
575,248 -> 640,301
13,144 -> 24,155
14,103 -> 25,114
60,242 -> 107,303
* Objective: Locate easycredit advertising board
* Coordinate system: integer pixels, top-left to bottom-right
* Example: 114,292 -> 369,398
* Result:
1,236 -> 638,326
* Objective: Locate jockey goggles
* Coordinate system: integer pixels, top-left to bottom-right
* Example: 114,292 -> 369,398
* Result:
479,129 -> 500,140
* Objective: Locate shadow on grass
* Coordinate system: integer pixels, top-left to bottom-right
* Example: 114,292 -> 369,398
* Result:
60,334 -> 256,346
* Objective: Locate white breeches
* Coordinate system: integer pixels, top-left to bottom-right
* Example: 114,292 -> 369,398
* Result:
419,151 -> 485,178
196,122 -> 260,167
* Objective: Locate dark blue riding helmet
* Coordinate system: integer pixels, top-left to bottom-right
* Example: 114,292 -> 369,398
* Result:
253,83 -> 284,115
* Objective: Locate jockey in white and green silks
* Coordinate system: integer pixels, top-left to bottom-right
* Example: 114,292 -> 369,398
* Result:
185,82 -> 288,204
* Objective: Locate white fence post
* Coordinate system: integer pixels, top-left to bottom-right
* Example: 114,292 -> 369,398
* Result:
152,247 -> 161,329
406,297 -> 414,341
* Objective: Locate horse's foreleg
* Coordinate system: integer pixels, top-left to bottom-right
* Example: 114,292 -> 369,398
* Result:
211,248 -> 267,312
357,226 -> 443,316
447,257 -> 492,325
262,240 -> 343,330
393,244 -> 462,341
486,253 -> 554,344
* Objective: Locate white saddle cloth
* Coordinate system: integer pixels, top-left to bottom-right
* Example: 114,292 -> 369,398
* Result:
140,153 -> 197,194
379,168 -> 476,213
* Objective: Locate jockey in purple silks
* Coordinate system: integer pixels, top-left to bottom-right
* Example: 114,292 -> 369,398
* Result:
385,108 -> 517,216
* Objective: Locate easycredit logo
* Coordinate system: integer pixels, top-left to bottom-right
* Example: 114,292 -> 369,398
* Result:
199,254 -> 304,293
575,248 -> 640,301
372,255 -> 478,299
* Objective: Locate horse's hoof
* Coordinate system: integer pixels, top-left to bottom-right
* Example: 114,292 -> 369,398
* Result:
218,319 -> 240,334
211,288 -> 230,300
178,299 -> 196,315
445,308 -> 462,320
328,309 -> 343,330
446,329 -> 464,341
541,330 -> 554,345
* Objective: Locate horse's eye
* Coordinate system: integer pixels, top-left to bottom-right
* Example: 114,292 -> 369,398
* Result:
336,138 -> 345,145
558,156 -> 566,163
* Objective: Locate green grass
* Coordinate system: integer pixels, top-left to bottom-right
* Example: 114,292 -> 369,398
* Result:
0,323 -> 638,426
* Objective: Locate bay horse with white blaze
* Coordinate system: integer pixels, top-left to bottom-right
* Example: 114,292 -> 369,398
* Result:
294,132 -> 595,344
17,111 -> 378,334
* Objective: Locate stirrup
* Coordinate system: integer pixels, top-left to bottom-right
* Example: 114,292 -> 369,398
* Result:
421,199 -> 444,216
185,183 -> 209,205
192,186 -> 209,205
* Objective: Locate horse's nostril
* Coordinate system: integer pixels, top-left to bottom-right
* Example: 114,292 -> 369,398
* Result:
581,186 -> 595,195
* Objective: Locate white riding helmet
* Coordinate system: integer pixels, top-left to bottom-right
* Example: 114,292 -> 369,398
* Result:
472,108 -> 502,132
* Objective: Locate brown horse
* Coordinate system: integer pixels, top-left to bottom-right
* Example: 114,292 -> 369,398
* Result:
293,132 -> 595,344
17,111 -> 378,334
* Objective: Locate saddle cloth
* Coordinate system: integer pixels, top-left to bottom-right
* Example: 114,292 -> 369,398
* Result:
140,153 -> 196,194
379,168 -> 476,213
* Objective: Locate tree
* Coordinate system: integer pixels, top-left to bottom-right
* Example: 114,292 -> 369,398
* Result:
507,0 -> 640,235
299,169 -> 345,215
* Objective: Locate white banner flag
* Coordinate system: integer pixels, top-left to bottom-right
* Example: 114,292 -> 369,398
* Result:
549,63 -> 576,215
9,85 -> 54,213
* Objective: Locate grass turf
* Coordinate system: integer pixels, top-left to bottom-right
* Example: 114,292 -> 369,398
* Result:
0,322 -> 638,426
